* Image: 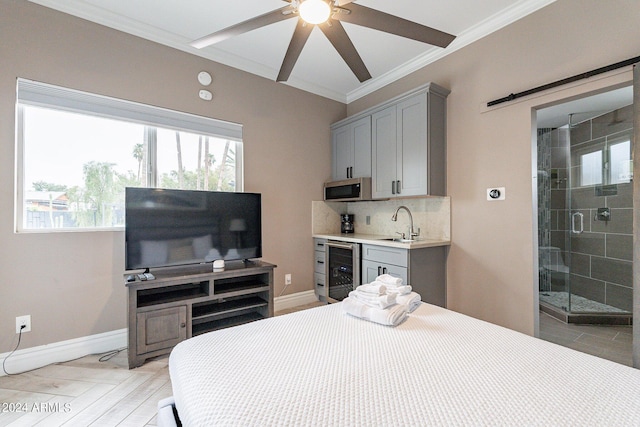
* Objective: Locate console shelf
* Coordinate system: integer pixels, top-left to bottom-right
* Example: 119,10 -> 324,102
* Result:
192,312 -> 265,336
126,261 -> 275,368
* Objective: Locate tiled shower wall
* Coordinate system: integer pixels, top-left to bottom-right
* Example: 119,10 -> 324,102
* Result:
537,128 -> 553,292
546,105 -> 634,312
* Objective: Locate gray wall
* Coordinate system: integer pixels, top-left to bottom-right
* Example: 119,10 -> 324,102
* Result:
0,0 -> 345,353
349,0 -> 640,333
2,0 -> 640,351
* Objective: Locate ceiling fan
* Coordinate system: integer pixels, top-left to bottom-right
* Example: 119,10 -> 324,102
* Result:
190,0 -> 456,83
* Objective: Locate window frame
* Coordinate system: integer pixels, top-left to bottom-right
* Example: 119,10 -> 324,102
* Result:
15,79 -> 243,233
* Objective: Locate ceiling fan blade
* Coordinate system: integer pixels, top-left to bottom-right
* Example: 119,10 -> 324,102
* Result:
277,19 -> 314,82
191,6 -> 296,49
319,20 -> 371,83
333,3 -> 455,48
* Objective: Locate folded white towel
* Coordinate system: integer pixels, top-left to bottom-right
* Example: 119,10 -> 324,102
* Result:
396,292 -> 422,313
376,274 -> 403,286
342,297 -> 407,326
349,290 -> 397,309
356,282 -> 387,296
385,285 -> 412,296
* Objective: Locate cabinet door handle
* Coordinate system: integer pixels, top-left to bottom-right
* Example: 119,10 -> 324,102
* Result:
180,322 -> 186,328
396,180 -> 401,194
346,167 -> 350,178
317,260 -> 324,264
317,282 -> 324,287
378,266 -> 382,275
382,267 -> 388,274
391,181 -> 396,194
350,167 -> 353,178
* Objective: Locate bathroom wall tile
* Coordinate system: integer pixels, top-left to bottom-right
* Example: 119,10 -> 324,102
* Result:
550,272 -> 567,292
591,208 -> 633,234
571,232 -> 605,256
607,182 -> 632,208
551,147 -> 569,169
606,234 -> 633,261
570,121 -> 591,145
591,105 -> 633,139
550,188 -> 567,209
555,209 -> 569,231
570,274 -> 606,304
550,210 -> 558,230
570,253 -> 590,277
571,187 -> 600,209
550,231 -> 566,251
605,283 -> 633,312
549,128 -> 560,147
554,167 -> 568,189
591,256 -> 632,287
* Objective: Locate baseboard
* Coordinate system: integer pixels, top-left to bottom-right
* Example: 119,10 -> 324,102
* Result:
0,292 -> 317,376
274,290 -> 318,312
0,328 -> 127,377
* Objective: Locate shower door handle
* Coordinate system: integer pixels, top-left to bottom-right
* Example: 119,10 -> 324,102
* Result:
571,212 -> 584,234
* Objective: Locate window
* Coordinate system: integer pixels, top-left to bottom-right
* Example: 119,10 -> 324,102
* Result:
579,150 -> 603,186
16,79 -> 243,232
609,140 -> 632,184
577,136 -> 632,187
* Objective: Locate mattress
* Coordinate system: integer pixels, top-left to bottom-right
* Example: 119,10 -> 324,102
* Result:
169,303 -> 640,426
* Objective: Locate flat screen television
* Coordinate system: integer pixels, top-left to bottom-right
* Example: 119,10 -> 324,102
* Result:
125,187 -> 262,271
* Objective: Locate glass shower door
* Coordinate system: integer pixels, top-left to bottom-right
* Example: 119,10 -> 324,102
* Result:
538,126 -> 572,310
565,108 -> 634,314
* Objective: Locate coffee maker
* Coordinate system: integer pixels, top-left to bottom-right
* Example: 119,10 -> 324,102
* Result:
341,214 -> 354,234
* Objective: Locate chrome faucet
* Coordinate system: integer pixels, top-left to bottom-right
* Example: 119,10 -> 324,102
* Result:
391,205 -> 420,240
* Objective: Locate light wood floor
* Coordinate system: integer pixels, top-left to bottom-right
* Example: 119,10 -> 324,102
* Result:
0,304 -> 631,426
0,303 -> 324,426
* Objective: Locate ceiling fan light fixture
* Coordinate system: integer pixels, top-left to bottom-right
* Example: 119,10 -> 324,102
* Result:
299,0 -> 331,25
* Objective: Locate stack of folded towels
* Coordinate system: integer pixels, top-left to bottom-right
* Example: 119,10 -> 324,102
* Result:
342,274 -> 422,326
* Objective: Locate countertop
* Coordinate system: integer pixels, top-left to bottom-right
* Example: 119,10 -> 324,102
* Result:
312,233 -> 450,249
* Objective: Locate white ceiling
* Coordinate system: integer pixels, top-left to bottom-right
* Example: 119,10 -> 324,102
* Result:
30,0 -> 556,103
537,86 -> 634,128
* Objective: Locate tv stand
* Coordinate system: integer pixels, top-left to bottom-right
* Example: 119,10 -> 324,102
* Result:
125,261 -> 276,368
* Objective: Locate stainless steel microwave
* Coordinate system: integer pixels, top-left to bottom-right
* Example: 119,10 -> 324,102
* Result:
324,177 -> 372,201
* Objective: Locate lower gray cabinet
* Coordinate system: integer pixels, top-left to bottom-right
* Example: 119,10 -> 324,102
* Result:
313,238 -> 327,301
362,244 -> 446,307
136,306 -> 187,354
362,260 -> 408,284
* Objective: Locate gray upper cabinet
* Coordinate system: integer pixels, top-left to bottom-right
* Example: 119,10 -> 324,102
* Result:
372,85 -> 449,198
330,83 -> 448,195
331,115 -> 372,180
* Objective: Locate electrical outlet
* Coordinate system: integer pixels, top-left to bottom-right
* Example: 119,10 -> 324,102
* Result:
285,274 -> 292,285
16,315 -> 31,333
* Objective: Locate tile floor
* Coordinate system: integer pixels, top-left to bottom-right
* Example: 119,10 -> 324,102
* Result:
539,310 -> 633,366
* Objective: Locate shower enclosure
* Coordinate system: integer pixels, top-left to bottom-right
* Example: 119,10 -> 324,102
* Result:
537,98 -> 634,323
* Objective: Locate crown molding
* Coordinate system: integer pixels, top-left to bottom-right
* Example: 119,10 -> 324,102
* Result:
346,0 -> 557,103
29,0 -> 556,105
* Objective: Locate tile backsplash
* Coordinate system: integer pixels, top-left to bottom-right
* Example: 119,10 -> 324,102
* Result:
312,197 -> 451,240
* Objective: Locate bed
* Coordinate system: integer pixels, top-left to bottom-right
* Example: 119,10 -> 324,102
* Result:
164,302 -> 640,426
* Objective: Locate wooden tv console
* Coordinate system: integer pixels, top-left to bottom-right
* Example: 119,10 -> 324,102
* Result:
125,261 -> 275,368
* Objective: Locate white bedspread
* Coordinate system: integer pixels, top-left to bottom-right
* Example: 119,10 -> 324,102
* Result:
169,303 -> 640,426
